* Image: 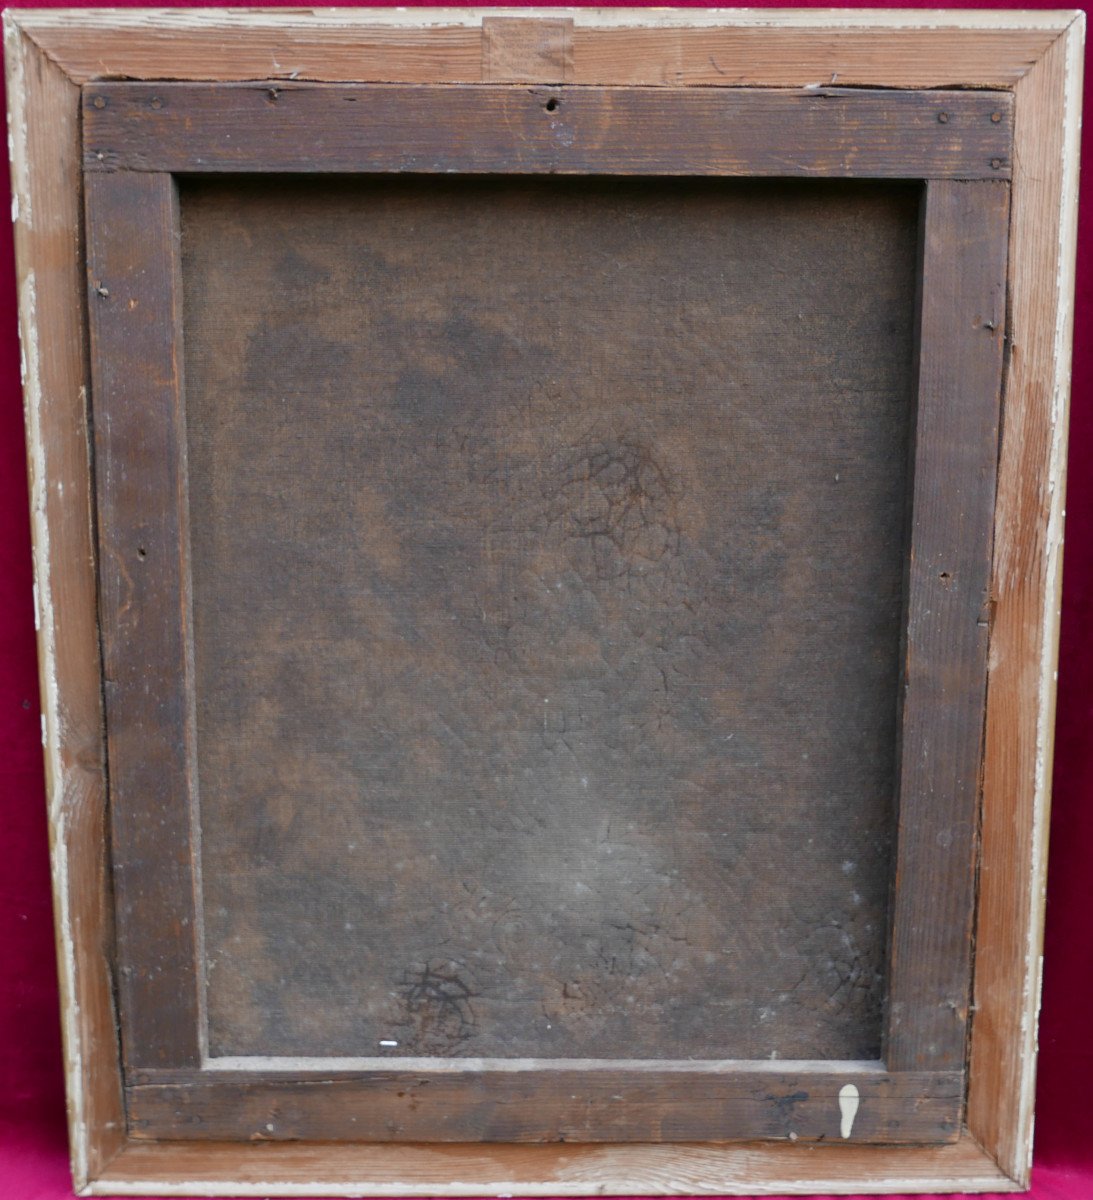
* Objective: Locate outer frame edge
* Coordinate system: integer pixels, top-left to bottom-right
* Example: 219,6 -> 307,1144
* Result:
4,8 -> 1077,1195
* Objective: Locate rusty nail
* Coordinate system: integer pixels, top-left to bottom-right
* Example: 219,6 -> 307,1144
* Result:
151,96 -> 163,110
92,96 -> 106,110
991,158 -> 1004,170
937,112 -> 949,124
991,111 -> 1003,123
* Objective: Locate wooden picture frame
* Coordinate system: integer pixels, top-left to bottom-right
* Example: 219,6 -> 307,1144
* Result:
4,7 -> 1083,1196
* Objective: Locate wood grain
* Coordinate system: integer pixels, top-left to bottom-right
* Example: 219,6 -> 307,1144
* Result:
83,170 -> 202,1071
5,6 -> 1080,1193
16,10 -> 1065,91
970,21 -> 1086,1185
91,1133 -> 1016,1196
483,16 -> 571,82
3,18 -> 125,1190
81,83 -> 1014,180
886,179 -> 1010,1074
126,1066 -> 961,1144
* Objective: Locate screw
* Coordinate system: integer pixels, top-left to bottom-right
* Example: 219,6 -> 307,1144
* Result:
937,112 -> 949,124
150,96 -> 163,110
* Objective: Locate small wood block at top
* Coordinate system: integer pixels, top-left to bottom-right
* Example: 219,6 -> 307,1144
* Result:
483,16 -> 573,82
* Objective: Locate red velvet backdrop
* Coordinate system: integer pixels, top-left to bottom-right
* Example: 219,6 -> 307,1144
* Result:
0,3 -> 1088,1198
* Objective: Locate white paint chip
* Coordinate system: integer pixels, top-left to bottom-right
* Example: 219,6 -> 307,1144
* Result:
838,1083 -> 860,1138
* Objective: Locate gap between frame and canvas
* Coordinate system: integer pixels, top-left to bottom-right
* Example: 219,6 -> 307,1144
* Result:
3,7 -> 1083,1196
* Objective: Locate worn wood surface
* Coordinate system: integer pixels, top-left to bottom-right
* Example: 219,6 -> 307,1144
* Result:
6,5 -> 1080,1192
482,16 -> 571,82
181,177 -> 916,1078
2,18 -> 126,1190
126,1066 -> 960,1144
969,22 -> 1085,1185
83,170 -> 203,1071
885,179 -> 1010,1074
91,1134 -> 1018,1197
82,82 -> 1013,180
16,9 -> 1063,90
